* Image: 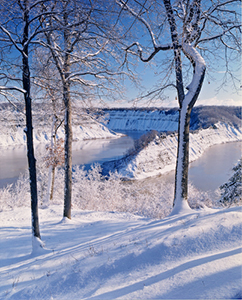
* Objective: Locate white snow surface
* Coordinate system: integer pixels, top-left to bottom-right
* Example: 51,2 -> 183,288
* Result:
0,121 -> 121,148
104,109 -> 179,131
0,205 -> 241,299
107,122 -> 242,179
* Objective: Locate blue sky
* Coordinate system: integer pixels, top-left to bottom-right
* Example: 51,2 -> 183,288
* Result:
109,0 -> 241,109
113,65 -> 241,108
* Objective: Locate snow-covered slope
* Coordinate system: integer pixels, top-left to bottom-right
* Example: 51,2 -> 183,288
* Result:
0,205 -> 241,299
0,122 -> 121,148
104,108 -> 179,131
102,122 -> 242,179
0,106 -> 121,148
103,106 -> 241,132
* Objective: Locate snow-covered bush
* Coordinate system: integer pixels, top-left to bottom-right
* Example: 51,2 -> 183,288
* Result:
0,172 -> 30,211
219,159 -> 242,207
0,164 -> 218,218
72,166 -> 174,218
187,184 -> 214,209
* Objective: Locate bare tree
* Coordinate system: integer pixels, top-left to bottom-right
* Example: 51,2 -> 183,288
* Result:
0,0 -> 57,249
116,0 -> 241,213
33,48 -> 64,203
40,0 -> 126,219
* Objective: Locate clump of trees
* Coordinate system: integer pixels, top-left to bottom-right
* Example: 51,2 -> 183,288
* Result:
127,130 -> 159,156
0,0 -> 125,249
220,159 -> 242,207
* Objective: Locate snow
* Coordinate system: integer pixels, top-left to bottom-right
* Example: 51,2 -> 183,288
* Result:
104,109 -> 179,132
103,122 -> 242,179
0,120 -> 122,148
0,205 -> 241,299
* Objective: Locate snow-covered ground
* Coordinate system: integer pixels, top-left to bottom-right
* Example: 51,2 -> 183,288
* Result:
0,106 -> 241,299
102,122 -> 242,179
0,205 -> 241,300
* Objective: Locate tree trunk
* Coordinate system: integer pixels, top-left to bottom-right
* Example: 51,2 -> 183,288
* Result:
173,54 -> 206,213
173,106 -> 192,207
63,8 -> 72,219
46,115 -> 57,203
22,0 -> 41,238
63,84 -> 72,219
50,166 -> 55,201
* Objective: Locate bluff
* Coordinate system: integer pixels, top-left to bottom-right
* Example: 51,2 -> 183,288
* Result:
102,106 -> 241,132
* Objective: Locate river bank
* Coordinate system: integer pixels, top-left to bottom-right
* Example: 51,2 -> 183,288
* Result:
102,122 -> 242,179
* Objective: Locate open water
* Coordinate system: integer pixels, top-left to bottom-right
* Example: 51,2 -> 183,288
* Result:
0,131 -> 240,196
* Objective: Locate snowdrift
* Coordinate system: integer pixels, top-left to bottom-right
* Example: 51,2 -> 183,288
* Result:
0,205 -> 241,299
102,122 -> 242,179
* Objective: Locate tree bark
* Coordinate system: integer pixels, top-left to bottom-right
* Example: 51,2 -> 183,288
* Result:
22,0 -> 41,238
63,83 -> 72,219
173,64 -> 206,209
50,166 -> 55,201
174,106 -> 192,203
63,7 -> 72,219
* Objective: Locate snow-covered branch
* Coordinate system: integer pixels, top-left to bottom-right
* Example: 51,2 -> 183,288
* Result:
197,25 -> 241,44
0,25 -> 25,56
0,86 -> 26,94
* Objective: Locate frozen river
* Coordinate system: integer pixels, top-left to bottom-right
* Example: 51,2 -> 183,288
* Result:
0,132 -> 241,196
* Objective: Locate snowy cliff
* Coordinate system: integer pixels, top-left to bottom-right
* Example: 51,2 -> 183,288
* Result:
103,106 -> 241,132
103,108 -> 179,132
0,104 -> 121,148
102,122 -> 242,179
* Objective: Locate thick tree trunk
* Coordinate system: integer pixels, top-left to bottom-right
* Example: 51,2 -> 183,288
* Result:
173,106 -> 192,205
173,57 -> 206,213
63,84 -> 72,219
22,0 -> 41,238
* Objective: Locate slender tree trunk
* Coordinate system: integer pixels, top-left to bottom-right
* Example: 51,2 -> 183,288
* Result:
46,115 -> 57,203
63,8 -> 72,219
50,166 -> 55,201
22,0 -> 40,238
63,83 -> 72,219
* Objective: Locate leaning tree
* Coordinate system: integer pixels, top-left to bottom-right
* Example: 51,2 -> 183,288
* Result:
116,0 -> 241,214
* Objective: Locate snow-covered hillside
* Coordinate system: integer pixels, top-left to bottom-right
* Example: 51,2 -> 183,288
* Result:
104,108 -> 179,132
103,106 -> 241,132
0,104 -> 121,148
0,205 -> 241,299
1,104 -> 241,149
102,122 -> 242,179
0,122 -> 122,148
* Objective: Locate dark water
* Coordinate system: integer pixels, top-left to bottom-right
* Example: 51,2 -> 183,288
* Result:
0,131 -> 241,194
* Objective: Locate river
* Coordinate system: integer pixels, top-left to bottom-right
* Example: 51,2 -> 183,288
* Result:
162,141 -> 241,198
0,132 -> 241,197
